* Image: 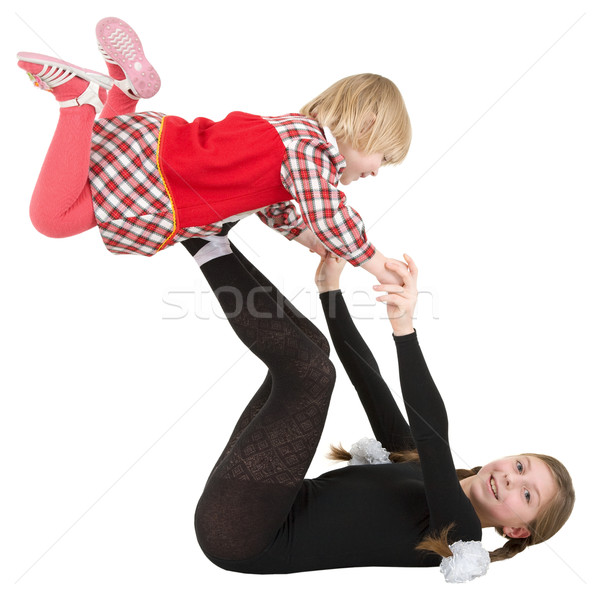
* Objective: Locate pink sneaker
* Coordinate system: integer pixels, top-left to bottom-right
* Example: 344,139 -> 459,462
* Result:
17,52 -> 111,112
96,17 -> 161,99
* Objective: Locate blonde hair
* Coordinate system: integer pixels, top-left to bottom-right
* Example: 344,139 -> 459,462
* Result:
328,446 -> 575,564
300,74 -> 412,165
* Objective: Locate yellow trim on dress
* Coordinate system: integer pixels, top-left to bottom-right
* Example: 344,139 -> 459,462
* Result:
155,116 -> 178,253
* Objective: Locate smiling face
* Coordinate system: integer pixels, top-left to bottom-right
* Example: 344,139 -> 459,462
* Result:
460,455 -> 558,538
336,139 -> 384,185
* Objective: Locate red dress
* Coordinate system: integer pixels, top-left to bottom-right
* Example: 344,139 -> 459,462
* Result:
89,111 -> 375,266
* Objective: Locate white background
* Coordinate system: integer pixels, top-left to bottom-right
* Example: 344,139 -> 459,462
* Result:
1,0 -> 598,595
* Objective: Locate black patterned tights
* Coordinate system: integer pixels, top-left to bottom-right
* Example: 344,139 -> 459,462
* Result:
182,239 -> 336,561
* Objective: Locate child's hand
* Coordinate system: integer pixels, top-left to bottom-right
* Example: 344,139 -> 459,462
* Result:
373,255 -> 418,336
375,266 -> 404,286
315,253 -> 347,293
306,232 -> 328,257
294,229 -> 328,257
360,250 -> 404,286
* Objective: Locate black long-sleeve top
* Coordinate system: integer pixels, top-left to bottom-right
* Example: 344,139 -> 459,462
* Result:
215,290 -> 481,573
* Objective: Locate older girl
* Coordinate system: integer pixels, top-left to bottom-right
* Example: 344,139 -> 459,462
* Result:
181,235 -> 574,582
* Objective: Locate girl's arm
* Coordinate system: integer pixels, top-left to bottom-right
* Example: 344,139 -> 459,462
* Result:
256,201 -> 307,239
316,255 -> 414,452
255,203 -> 329,257
281,139 -> 403,284
361,250 -> 404,285
284,139 -> 376,267
293,228 -> 328,257
379,260 -> 481,539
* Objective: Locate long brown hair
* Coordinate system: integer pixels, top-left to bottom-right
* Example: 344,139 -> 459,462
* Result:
328,445 -> 574,563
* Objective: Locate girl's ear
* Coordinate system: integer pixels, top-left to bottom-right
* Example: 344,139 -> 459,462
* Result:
503,526 -> 531,539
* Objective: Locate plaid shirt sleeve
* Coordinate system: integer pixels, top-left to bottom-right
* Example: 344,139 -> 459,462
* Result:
281,138 -> 375,266
255,201 -> 307,239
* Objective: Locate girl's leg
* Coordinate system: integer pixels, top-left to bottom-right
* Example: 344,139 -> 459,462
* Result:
187,239 -> 331,481
18,55 -> 112,237
30,109 -> 96,237
206,371 -> 273,479
21,13 -> 161,237
192,247 -> 336,561
99,86 -> 138,119
230,243 -> 331,355
183,234 -> 330,356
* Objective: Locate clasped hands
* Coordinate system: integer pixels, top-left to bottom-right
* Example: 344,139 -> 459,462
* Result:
315,251 -> 418,336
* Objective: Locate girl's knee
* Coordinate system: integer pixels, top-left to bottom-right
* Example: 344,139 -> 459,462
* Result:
313,352 -> 337,395
312,330 -> 331,357
194,481 -> 281,561
323,354 -> 336,383
29,211 -> 63,238
29,203 -> 95,238
29,183 -> 95,238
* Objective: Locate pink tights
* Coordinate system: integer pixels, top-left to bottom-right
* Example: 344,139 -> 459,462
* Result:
29,86 -> 139,238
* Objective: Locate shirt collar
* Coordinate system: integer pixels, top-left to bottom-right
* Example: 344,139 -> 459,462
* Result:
322,126 -> 346,175
323,126 -> 339,152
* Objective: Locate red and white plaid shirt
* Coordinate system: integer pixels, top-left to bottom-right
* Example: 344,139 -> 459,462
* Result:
89,112 -> 375,265
263,114 -> 375,265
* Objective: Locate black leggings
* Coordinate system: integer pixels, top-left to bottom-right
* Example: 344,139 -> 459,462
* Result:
182,239 -> 336,561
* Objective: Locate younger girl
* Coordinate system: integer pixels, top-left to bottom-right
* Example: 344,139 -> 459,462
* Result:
17,16 -> 411,285
180,235 -> 574,582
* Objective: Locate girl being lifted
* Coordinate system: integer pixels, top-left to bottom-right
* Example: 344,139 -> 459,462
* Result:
17,16 -> 411,285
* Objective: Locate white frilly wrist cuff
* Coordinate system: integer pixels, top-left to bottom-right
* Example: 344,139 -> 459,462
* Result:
440,540 -> 490,583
